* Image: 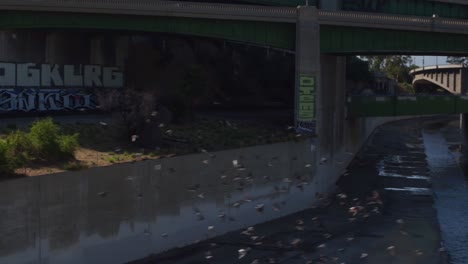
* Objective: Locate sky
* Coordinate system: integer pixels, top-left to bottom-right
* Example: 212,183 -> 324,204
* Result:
412,56 -> 448,67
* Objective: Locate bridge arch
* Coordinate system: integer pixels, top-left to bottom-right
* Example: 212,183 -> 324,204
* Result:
410,65 -> 468,94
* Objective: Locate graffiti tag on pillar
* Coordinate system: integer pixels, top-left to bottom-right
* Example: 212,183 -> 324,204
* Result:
297,76 -> 316,135
0,62 -> 123,113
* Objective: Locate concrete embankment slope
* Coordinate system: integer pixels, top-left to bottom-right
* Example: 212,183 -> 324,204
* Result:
135,117 -> 450,264
0,116 -> 411,264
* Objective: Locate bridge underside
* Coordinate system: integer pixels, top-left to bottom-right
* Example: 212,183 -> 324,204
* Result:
347,96 -> 468,117
3,10 -> 468,55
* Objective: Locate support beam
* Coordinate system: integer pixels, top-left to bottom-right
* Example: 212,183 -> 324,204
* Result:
294,6 -> 320,135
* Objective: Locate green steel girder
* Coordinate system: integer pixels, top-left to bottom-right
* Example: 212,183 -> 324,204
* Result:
348,96 -> 468,117
321,25 -> 468,55
0,11 -> 296,50
3,10 -> 468,55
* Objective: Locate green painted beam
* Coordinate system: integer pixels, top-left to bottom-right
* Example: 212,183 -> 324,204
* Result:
321,25 -> 468,55
0,11 -> 296,50
347,95 -> 468,117
3,10 -> 468,55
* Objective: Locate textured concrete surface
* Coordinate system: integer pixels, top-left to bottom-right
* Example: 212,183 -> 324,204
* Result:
0,114 -> 406,264
133,118 -> 450,264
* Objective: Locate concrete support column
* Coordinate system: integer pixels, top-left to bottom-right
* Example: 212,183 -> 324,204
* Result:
320,55 -> 346,157
90,36 -> 105,65
0,31 -> 16,61
460,114 -> 468,144
45,33 -> 66,64
294,6 -> 320,135
115,35 -> 130,69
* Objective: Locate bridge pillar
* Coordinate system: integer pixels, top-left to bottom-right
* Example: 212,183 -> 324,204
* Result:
115,36 -> 130,69
294,6 -> 320,135
90,36 -> 105,65
320,55 -> 346,158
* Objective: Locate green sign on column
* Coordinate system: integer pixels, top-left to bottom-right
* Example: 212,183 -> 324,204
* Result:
297,75 -> 316,134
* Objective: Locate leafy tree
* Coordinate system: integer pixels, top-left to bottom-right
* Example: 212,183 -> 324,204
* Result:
363,55 -> 416,83
346,56 -> 373,82
447,56 -> 468,65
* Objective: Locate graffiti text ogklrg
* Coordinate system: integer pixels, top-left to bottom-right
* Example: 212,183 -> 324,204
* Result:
0,63 -> 123,113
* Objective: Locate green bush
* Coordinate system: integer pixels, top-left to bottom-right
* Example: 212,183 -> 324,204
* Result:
28,118 -> 60,158
0,139 -> 11,174
0,118 -> 80,176
5,130 -> 30,168
57,134 -> 80,158
27,118 -> 80,161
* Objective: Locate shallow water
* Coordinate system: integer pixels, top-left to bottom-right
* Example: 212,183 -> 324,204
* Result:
423,124 -> 468,264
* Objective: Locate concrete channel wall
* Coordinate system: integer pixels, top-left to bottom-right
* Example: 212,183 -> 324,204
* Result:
0,116 -> 406,264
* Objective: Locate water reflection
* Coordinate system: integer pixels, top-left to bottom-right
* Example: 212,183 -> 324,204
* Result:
0,141 -> 322,264
423,129 -> 468,264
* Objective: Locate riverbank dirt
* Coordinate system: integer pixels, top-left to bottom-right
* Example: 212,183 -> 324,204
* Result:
0,112 -> 297,177
130,117 -> 451,264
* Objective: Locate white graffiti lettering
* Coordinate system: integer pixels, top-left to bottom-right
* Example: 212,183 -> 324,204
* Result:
0,89 -> 95,112
0,63 -> 123,88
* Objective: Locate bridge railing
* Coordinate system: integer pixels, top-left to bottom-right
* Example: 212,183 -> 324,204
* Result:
318,10 -> 468,34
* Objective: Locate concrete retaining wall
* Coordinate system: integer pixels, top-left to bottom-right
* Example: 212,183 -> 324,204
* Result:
0,115 -> 403,264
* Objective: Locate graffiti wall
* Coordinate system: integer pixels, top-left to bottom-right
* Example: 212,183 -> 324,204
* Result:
0,63 -> 123,113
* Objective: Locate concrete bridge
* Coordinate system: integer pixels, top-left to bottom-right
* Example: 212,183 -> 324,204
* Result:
2,2 -> 468,263
3,0 -> 468,134
411,65 -> 468,94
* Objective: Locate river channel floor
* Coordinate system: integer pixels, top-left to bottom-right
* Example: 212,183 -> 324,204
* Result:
132,117 -> 458,264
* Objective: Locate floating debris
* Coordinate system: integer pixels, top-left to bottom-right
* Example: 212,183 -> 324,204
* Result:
205,251 -> 213,260
154,164 -> 162,170
337,193 -> 347,199
255,204 -> 265,212
208,226 -> 215,231
291,238 -> 302,246
131,135 -> 139,142
238,248 -> 250,259
98,191 -> 108,197
360,253 -> 368,259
